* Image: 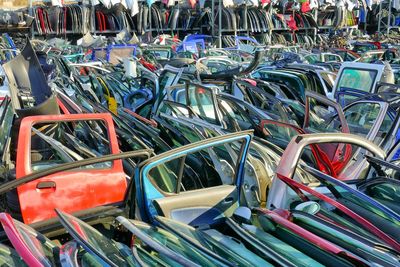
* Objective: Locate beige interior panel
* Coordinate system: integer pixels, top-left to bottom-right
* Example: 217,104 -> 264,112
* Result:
154,185 -> 238,224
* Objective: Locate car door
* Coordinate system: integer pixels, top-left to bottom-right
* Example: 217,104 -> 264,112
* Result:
268,132 -> 387,215
135,131 -> 252,226
154,66 -> 184,112
153,114 -> 267,208
15,114 -> 128,224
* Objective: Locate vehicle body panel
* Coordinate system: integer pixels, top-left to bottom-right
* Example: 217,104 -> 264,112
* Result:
15,113 -> 126,224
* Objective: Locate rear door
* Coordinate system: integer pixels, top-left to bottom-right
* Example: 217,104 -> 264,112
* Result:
16,113 -> 127,224
136,131 -> 252,226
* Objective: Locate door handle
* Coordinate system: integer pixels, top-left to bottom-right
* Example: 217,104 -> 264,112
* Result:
224,197 -> 234,203
36,181 -> 56,190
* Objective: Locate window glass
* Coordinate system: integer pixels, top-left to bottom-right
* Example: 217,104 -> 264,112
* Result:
152,49 -> 171,60
13,219 -> 58,266
366,182 -> 400,207
319,72 -> 336,92
187,85 -> 217,124
263,123 -> 299,145
375,113 -> 393,144
0,244 -> 27,266
218,99 -> 253,130
203,60 -> 238,73
30,120 -> 112,172
254,72 -> 303,95
305,55 -> 318,63
148,140 -> 244,194
161,116 -> 203,143
321,177 -> 400,228
337,68 -> 377,92
158,101 -> 190,117
175,90 -> 187,104
134,222 -> 215,266
325,54 -> 340,62
164,86 -> 186,105
343,102 -> 381,137
241,87 -> 287,122
345,53 -> 358,61
306,98 -> 341,133
149,158 -> 180,193
310,75 -> 326,96
159,72 -> 178,92
59,212 -> 136,266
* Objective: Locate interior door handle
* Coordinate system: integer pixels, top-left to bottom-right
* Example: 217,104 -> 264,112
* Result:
224,197 -> 234,203
36,181 -> 56,190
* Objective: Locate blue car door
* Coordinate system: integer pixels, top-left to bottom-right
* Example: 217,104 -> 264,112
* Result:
135,131 -> 253,226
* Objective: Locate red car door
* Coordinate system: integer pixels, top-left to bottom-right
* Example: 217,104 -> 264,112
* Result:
15,113 -> 126,224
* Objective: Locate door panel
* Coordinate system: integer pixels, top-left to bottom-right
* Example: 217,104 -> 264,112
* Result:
154,185 -> 238,225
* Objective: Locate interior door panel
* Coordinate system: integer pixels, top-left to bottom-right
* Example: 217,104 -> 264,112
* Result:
153,185 -> 238,226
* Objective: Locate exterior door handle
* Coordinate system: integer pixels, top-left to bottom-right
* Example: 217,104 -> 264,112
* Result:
36,181 -> 56,190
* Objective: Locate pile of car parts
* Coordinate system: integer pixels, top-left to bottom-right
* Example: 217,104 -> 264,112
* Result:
0,36 -> 399,266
